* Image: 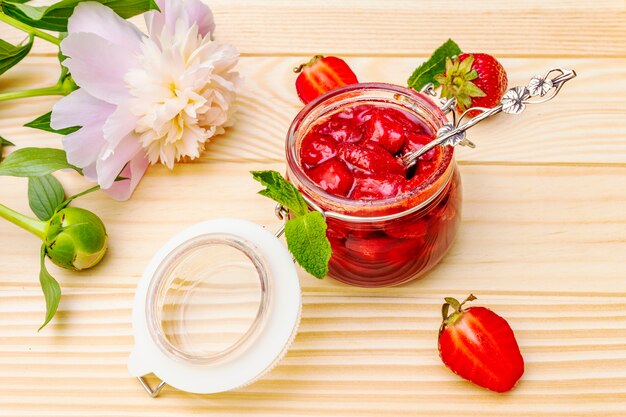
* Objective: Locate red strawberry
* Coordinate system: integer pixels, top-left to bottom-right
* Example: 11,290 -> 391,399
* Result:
364,109 -> 406,154
438,295 -> 524,392
305,159 -> 354,197
300,133 -> 339,167
350,173 -> 405,200
294,55 -> 359,104
314,119 -> 363,143
434,53 -> 508,115
340,142 -> 406,177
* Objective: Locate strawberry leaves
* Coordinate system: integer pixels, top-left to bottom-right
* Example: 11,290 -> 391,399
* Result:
435,55 -> 486,111
252,170 -> 331,278
407,39 -> 461,90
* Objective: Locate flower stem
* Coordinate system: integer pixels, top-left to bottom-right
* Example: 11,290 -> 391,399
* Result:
0,12 -> 60,46
0,77 -> 75,102
0,203 -> 47,240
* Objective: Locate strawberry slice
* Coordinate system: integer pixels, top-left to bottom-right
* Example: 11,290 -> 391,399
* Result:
438,295 -> 524,393
294,55 -> 359,104
305,159 -> 354,197
340,142 -> 406,177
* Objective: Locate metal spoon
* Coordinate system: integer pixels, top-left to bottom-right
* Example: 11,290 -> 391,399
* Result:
401,68 -> 577,169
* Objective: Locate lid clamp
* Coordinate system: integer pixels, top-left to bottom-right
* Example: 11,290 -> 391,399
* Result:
137,376 -> 166,398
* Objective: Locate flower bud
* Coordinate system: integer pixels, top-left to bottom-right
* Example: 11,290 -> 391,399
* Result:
44,207 -> 108,270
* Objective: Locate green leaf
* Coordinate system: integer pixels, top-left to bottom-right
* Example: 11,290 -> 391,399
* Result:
0,147 -> 82,177
24,112 -> 80,135
407,39 -> 462,90
0,135 -> 14,162
284,211 -> 331,279
444,297 -> 461,312
0,35 -> 33,76
38,245 -> 61,331
1,0 -> 159,32
28,174 -> 65,220
251,170 -> 308,217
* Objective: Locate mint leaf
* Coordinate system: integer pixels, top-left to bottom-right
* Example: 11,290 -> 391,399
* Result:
0,147 -> 82,177
407,39 -> 462,91
284,211 -> 331,279
0,35 -> 33,76
28,174 -> 65,220
38,245 -> 61,331
251,170 -> 332,278
251,170 -> 308,217
1,0 -> 159,32
24,112 -> 80,135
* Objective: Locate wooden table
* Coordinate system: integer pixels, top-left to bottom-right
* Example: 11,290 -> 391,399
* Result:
1,1 -> 625,415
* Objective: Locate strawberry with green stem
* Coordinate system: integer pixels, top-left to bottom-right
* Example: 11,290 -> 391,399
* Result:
438,294 -> 524,392
434,53 -> 508,115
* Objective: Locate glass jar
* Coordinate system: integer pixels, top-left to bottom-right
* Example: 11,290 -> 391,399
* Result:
129,219 -> 302,395
286,83 -> 462,287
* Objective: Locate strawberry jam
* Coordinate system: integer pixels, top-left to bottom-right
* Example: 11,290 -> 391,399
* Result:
287,83 -> 462,287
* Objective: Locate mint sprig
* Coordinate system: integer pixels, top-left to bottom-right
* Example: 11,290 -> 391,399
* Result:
407,38 -> 462,91
252,170 -> 331,279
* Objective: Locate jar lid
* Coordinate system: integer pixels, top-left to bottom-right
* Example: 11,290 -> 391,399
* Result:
128,218 -> 301,395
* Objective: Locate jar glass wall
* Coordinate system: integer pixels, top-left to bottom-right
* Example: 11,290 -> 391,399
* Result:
286,83 -> 462,287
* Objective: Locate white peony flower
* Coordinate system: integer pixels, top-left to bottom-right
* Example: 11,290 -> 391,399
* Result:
51,0 -> 239,199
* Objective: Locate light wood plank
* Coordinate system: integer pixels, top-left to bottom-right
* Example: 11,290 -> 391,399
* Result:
0,290 -> 625,416
2,0 -> 625,57
1,56 -> 625,164
0,162 -> 624,296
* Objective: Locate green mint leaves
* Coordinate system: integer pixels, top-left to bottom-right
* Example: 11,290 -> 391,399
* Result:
252,170 -> 331,279
252,170 -> 308,217
407,39 -> 462,91
284,211 -> 331,279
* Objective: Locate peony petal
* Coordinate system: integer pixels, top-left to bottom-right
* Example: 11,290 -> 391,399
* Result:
96,132 -> 143,189
61,32 -> 139,104
51,88 -> 115,130
102,152 -> 149,200
146,0 -> 215,39
68,2 -> 144,53
62,122 -> 107,168
102,102 -> 139,151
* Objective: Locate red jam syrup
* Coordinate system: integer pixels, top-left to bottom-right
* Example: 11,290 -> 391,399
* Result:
298,103 -> 461,287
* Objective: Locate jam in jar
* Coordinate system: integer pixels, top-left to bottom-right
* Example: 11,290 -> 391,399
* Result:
286,83 -> 461,287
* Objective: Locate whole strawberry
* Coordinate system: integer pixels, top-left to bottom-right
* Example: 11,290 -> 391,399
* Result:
438,294 -> 524,392
294,55 -> 358,104
434,53 -> 508,114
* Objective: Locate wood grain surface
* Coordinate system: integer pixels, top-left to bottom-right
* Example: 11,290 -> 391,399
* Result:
1,1 -> 625,416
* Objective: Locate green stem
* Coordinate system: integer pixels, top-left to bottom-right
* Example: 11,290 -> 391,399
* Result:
0,203 -> 47,240
0,78 -> 74,102
0,12 -> 60,45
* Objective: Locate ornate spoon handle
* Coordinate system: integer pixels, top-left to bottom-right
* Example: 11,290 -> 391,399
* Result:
401,68 -> 577,168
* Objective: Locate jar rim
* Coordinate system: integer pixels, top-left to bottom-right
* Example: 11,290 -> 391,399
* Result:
286,82 -> 454,217
145,233 -> 271,365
